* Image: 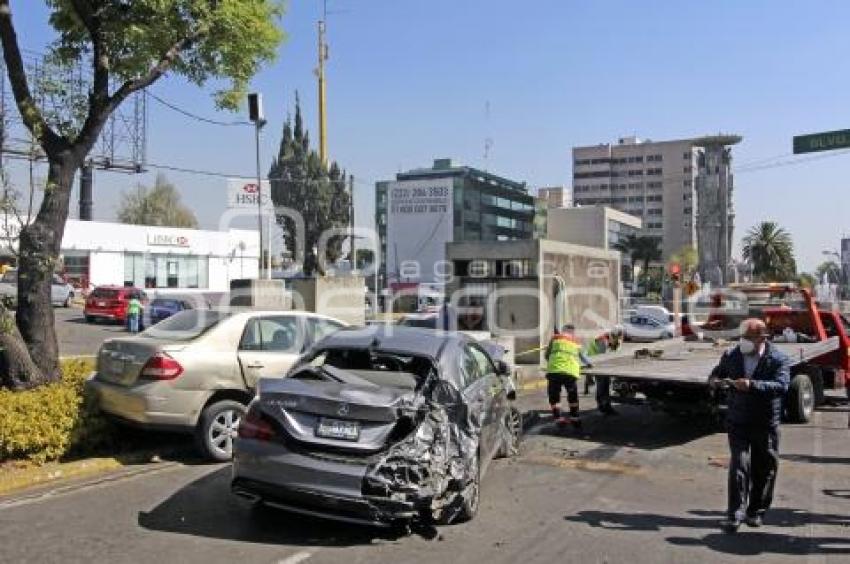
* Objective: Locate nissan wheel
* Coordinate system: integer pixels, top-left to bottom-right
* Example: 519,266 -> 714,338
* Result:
195,400 -> 246,462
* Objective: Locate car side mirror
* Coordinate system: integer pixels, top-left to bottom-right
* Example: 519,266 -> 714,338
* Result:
496,360 -> 510,376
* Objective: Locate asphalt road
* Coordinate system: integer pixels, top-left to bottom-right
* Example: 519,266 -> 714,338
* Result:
2,394 -> 848,564
54,306 -> 129,357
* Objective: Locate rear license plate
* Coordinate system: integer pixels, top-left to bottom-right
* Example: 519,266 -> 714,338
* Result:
97,301 -> 106,307
316,418 -> 360,441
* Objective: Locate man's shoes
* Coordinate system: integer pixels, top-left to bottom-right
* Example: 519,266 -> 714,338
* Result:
599,404 -> 619,416
745,515 -> 763,528
720,519 -> 741,534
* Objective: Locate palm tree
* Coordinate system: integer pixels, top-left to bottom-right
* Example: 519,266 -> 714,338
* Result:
613,234 -> 663,285
741,221 -> 797,282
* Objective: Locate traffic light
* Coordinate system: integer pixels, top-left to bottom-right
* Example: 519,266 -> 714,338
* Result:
669,263 -> 681,284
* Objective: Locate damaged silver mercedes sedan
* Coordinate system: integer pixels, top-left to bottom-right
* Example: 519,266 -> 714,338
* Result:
231,325 -> 520,527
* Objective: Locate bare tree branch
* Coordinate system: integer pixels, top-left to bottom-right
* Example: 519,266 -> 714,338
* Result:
0,1 -> 65,154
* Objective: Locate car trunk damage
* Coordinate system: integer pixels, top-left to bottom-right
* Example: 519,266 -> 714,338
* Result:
254,360 -> 482,525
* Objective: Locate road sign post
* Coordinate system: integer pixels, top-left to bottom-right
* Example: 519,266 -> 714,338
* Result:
793,129 -> 850,154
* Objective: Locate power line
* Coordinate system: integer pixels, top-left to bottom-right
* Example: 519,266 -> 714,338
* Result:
146,91 -> 251,127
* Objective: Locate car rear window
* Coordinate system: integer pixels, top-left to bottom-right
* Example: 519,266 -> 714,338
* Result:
141,310 -> 229,341
91,288 -> 119,299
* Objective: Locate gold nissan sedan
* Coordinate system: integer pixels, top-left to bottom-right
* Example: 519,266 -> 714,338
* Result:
86,309 -> 347,461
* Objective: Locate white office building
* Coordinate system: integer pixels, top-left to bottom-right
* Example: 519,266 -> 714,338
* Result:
1,219 -> 259,291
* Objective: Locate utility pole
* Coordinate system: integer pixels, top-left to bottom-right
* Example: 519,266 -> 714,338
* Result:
248,92 -> 267,279
316,1 -> 329,166
349,174 -> 355,270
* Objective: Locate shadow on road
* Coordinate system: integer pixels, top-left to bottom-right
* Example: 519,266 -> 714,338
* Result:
565,508 -> 850,556
527,407 -> 718,450
781,453 -> 850,465
138,467 -> 408,547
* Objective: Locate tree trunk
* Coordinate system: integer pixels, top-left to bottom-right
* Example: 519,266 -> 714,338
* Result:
11,151 -> 79,383
0,303 -> 45,389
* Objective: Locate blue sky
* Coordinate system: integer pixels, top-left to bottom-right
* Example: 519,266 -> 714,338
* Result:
6,0 -> 850,271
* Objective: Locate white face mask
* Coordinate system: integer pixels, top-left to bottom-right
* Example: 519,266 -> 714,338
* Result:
739,339 -> 763,355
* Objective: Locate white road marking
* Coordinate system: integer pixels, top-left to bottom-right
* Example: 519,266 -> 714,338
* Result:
276,551 -> 313,564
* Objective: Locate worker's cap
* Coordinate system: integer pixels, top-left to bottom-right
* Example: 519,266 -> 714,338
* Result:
559,324 -> 576,334
740,318 -> 770,338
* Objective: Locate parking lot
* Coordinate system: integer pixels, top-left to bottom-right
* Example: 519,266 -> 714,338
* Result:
54,306 -> 128,357
1,390 -> 848,564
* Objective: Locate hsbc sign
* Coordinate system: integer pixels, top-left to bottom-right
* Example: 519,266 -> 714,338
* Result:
147,233 -> 190,247
227,178 -> 272,212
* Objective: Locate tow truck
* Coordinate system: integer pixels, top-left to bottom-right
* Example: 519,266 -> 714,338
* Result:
585,283 -> 849,424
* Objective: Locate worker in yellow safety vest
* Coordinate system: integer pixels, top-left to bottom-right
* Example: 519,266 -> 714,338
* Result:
545,324 -> 592,429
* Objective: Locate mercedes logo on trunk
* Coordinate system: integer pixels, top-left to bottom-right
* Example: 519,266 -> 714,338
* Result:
337,403 -> 350,417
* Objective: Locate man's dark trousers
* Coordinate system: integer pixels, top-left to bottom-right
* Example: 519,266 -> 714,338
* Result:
727,424 -> 780,522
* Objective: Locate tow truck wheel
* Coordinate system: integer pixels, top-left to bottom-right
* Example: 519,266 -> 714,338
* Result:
787,373 -> 815,424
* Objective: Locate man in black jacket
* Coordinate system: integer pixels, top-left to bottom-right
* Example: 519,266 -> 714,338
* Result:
712,318 -> 790,533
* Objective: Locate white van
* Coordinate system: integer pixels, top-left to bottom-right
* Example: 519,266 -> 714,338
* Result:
635,305 -> 675,325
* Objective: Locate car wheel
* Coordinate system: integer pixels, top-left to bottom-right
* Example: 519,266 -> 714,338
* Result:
497,407 -> 521,458
786,373 -> 815,424
85,315 -> 95,323
195,399 -> 246,462
455,453 -> 481,523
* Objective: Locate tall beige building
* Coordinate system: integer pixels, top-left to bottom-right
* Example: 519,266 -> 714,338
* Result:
571,135 -> 740,278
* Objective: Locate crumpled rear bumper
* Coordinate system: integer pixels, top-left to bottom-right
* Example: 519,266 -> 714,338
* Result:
232,476 -> 418,527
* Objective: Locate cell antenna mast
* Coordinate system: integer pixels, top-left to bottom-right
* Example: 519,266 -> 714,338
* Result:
316,0 -> 329,166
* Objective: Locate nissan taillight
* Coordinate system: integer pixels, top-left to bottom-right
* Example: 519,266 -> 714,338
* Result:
140,353 -> 184,380
238,407 -> 274,441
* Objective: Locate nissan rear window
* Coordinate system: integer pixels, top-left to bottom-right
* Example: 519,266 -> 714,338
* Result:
91,288 -> 119,299
141,310 -> 229,341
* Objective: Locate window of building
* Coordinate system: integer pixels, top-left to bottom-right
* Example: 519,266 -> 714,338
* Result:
628,170 -> 643,177
61,252 -> 90,287
683,166 -> 692,174
646,168 -> 663,176
125,252 -> 209,289
683,151 -> 691,160
683,207 -> 692,215
648,209 -> 663,216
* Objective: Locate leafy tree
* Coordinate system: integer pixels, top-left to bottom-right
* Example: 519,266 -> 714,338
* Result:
268,96 -> 351,276
355,248 -> 374,270
741,221 -> 797,282
797,272 -> 816,289
0,1 -> 284,389
613,234 -> 663,286
815,260 -> 841,284
117,174 -> 198,228
668,245 -> 699,275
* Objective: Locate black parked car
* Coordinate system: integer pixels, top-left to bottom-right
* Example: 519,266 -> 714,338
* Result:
232,326 -> 520,527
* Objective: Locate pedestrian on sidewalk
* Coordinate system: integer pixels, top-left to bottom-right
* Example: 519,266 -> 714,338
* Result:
126,295 -> 142,334
545,324 -> 592,429
712,318 -> 790,534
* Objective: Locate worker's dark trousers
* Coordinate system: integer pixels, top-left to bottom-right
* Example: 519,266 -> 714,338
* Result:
727,425 -> 780,521
595,376 -> 611,408
547,373 -> 580,416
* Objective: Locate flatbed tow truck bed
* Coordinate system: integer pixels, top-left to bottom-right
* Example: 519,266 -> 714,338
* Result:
585,337 -> 840,386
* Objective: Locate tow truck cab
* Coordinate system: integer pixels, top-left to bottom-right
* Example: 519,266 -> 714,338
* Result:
705,283 -> 849,397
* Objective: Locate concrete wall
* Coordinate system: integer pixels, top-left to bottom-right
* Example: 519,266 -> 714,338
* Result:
292,276 -> 366,327
446,239 -> 620,364
547,207 -> 607,248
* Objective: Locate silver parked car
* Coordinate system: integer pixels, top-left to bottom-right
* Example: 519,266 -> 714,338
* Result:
0,269 -> 75,307
232,326 -> 520,527
86,309 -> 347,461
